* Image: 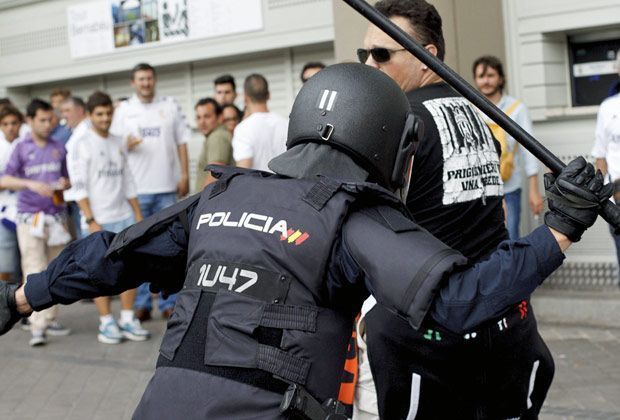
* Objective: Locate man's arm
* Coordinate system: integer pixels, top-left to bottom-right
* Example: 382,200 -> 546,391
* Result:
528,174 -> 544,216
0,175 -> 54,197
338,158 -> 609,334
77,197 -> 103,233
235,158 -> 252,169
7,194 -> 200,321
232,126 -> 253,169
128,197 -> 143,222
595,158 -> 608,176
176,143 -> 189,197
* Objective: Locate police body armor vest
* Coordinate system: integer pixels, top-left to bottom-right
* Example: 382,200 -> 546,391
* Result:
155,167 -> 407,403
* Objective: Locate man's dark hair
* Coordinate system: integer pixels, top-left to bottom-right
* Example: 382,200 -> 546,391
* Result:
300,62 -> 326,82
26,98 -> 53,118
195,97 -> 222,116
131,62 -> 156,80
86,91 -> 113,113
244,74 -> 269,103
0,98 -> 13,108
223,104 -> 243,121
472,55 -> 505,92
63,96 -> 86,110
0,105 -> 24,123
375,0 -> 445,61
50,88 -> 71,100
214,74 -> 236,91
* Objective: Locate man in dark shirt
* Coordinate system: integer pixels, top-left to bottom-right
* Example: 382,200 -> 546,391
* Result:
356,1 -> 551,418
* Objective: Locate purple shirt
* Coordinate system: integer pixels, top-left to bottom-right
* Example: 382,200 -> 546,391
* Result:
4,135 -> 68,215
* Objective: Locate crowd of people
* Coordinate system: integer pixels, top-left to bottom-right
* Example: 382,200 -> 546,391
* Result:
0,61 -> 322,347
0,0 -> 618,418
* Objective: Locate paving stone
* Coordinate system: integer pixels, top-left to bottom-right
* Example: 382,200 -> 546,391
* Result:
0,300 -> 619,419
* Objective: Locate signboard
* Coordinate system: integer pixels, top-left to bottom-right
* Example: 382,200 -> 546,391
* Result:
67,1 -> 115,57
68,0 -> 263,59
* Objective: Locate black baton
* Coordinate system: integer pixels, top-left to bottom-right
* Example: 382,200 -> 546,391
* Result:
342,0 -> 620,231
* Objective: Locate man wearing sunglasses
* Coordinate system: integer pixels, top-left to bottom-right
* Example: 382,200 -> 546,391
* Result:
354,1 -> 554,419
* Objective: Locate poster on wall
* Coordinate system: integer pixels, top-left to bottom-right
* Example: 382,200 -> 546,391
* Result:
68,0 -> 263,58
159,0 -> 189,42
112,0 -> 160,48
67,1 -> 115,58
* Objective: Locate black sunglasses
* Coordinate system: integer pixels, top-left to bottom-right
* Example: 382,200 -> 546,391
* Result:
357,47 -> 406,64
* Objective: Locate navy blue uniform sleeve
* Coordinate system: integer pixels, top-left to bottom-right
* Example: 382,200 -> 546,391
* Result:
338,209 -> 565,333
430,225 -> 565,333
24,204 -> 196,312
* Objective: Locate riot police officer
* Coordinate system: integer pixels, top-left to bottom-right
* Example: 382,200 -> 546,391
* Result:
0,63 -> 611,419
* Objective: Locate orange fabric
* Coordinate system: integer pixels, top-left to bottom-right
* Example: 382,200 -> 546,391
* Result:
338,320 -> 360,406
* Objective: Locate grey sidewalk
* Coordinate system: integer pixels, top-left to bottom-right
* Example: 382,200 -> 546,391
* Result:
0,301 -> 619,419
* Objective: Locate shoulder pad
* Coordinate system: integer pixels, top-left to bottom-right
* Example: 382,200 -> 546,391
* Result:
343,209 -> 466,329
359,206 -> 418,233
105,193 -> 201,259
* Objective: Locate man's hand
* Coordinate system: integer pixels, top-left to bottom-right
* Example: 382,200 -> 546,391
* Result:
88,221 -> 103,234
57,177 -> 71,190
0,282 -> 22,335
544,157 -> 613,242
28,180 -> 54,197
127,135 -> 143,152
177,175 -> 189,198
529,190 -> 544,215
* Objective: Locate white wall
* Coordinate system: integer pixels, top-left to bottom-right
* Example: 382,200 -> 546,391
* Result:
502,0 -> 620,262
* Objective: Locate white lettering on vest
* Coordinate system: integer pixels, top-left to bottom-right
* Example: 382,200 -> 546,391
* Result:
196,211 -> 298,241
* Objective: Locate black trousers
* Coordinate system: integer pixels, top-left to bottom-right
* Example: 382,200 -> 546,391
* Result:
365,301 -> 554,420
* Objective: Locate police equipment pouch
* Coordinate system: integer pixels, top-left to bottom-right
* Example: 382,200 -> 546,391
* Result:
280,383 -> 348,420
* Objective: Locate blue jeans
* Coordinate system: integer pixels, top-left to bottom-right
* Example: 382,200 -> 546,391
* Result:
505,189 -> 521,240
67,201 -> 83,240
135,192 -> 178,312
0,222 -> 20,281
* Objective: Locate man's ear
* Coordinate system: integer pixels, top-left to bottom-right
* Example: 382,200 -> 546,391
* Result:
425,44 -> 439,58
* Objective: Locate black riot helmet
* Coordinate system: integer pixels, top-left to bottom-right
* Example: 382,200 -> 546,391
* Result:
287,63 -> 418,191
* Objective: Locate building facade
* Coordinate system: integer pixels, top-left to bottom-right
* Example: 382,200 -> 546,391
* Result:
503,0 -> 620,288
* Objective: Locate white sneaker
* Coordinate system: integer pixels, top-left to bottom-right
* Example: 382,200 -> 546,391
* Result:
46,320 -> 71,336
29,332 -> 47,347
97,320 -> 123,344
119,318 -> 150,342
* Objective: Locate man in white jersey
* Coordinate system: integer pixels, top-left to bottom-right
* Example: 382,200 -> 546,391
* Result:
70,91 -> 150,343
61,96 -> 90,240
592,49 -> 620,283
233,74 -> 288,171
110,63 -> 191,320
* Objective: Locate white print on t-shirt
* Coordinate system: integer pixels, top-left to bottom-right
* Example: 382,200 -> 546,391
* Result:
423,97 -> 503,205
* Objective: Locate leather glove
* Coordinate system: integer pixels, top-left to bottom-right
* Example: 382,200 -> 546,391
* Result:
544,157 -> 613,242
0,282 -> 22,335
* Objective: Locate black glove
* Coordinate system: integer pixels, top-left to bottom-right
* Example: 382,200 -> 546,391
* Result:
0,282 -> 22,335
544,157 -> 613,242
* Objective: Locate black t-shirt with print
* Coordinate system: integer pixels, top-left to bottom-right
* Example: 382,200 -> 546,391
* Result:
406,83 -> 508,261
